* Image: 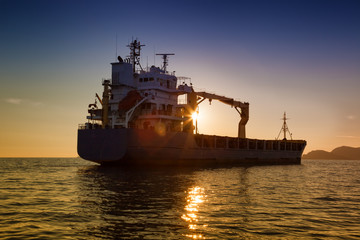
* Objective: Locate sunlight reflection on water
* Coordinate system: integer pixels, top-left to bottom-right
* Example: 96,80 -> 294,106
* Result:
182,186 -> 206,239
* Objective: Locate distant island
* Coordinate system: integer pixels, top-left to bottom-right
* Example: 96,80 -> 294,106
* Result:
303,146 -> 360,160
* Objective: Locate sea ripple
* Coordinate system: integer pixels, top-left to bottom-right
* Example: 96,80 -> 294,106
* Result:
0,158 -> 359,239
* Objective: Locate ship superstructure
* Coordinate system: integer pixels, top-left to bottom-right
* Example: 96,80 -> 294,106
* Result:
78,39 -> 306,166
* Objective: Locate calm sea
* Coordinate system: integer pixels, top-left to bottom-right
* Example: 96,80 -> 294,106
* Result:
0,158 -> 359,240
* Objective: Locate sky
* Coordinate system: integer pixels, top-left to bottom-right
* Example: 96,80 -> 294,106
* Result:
1,0 -> 360,157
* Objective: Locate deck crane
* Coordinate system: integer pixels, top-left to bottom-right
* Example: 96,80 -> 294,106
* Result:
185,90 -> 249,138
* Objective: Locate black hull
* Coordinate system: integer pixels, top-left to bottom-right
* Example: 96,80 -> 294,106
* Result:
77,128 -> 306,166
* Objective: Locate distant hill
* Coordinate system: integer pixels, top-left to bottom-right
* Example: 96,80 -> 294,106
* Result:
303,146 -> 360,160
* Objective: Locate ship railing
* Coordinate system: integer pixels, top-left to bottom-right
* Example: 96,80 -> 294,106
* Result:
78,123 -> 102,130
193,134 -> 305,151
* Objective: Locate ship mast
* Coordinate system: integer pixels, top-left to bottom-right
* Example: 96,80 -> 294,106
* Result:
156,53 -> 174,73
277,112 -> 293,140
127,39 -> 145,72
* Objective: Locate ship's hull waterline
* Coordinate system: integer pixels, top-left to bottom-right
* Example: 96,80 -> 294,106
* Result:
78,128 -> 306,166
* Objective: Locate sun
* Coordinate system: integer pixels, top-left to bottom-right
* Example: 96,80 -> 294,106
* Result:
192,112 -> 198,121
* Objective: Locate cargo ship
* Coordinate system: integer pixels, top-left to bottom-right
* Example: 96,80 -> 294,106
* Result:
77,39 -> 306,166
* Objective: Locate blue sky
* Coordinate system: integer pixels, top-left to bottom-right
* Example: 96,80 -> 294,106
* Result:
1,0 -> 360,156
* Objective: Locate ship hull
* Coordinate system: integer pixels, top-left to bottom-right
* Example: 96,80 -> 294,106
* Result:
78,128 -> 306,166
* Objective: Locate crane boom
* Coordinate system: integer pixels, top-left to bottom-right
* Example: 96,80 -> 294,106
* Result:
96,93 -> 103,105
195,91 -> 248,108
193,91 -> 249,138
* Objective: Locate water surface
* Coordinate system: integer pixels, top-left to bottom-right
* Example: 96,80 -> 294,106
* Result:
0,158 -> 359,239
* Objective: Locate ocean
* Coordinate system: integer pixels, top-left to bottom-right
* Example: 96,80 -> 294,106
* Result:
0,158 -> 359,239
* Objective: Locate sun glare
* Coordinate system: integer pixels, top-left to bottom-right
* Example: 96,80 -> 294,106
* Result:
192,112 -> 198,121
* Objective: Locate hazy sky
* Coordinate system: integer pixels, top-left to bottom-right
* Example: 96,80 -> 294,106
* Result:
1,0 -> 360,157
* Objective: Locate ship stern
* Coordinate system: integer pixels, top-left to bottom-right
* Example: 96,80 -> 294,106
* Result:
77,128 -> 128,164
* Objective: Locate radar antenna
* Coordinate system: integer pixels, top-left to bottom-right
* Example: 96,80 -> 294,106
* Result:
276,112 -> 293,140
127,39 -> 145,72
156,53 -> 174,73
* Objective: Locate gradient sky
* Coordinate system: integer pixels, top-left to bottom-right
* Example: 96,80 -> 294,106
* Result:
1,0 -> 360,157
